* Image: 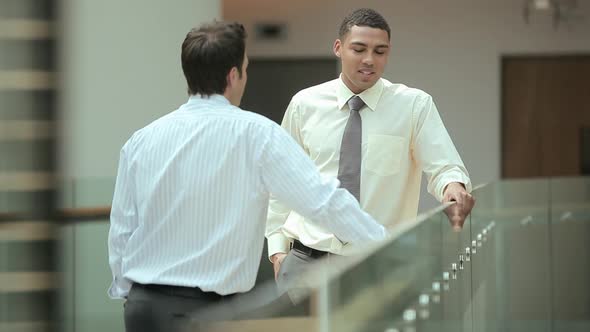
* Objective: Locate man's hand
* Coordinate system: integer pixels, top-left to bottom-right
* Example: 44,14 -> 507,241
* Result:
270,253 -> 287,281
443,182 -> 475,231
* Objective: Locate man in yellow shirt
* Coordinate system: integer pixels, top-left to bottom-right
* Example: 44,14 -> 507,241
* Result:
266,8 -> 475,292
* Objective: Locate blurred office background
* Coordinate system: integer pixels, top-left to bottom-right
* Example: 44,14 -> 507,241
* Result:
0,0 -> 589,331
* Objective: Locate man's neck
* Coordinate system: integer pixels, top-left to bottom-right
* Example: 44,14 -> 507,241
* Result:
340,74 -> 376,95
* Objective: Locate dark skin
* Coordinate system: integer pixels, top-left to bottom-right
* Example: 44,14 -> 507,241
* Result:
442,182 -> 476,231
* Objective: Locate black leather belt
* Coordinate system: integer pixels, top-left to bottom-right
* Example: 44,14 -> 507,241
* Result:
291,239 -> 331,259
134,283 -> 232,301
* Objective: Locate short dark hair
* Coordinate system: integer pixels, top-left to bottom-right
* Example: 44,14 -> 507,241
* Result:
339,8 -> 391,40
181,21 -> 247,96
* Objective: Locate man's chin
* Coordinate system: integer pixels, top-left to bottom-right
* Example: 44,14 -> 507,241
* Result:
356,79 -> 377,89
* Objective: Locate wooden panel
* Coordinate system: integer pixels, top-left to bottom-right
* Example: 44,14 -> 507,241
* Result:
502,56 -> 590,178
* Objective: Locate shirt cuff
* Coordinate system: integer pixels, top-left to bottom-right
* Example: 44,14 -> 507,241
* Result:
267,232 -> 291,262
108,277 -> 132,299
437,172 -> 472,201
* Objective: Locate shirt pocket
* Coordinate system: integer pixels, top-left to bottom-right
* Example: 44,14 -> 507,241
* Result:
364,135 -> 405,176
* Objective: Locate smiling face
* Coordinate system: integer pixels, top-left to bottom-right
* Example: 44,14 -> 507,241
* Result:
333,25 -> 390,94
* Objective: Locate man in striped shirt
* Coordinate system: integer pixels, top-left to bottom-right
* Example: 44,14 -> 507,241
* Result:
108,21 -> 388,332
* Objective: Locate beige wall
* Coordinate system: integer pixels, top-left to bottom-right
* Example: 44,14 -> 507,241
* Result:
57,0 -> 590,203
58,0 -> 221,178
224,0 -> 590,205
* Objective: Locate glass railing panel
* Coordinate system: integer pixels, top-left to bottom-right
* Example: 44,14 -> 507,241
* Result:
205,210 -> 448,332
471,179 -> 551,332
315,209 -> 446,332
550,176 -> 590,331
51,176 -> 590,331
437,197 -> 476,332
469,182 -> 501,332
415,212 -> 445,332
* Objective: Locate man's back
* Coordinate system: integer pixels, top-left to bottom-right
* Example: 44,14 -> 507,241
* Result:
110,93 -> 387,300
115,95 -> 275,295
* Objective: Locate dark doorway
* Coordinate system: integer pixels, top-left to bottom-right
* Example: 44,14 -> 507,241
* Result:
241,57 -> 338,124
242,58 -> 338,286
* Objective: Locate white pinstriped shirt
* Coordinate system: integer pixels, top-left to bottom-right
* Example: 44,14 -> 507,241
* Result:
108,94 -> 387,298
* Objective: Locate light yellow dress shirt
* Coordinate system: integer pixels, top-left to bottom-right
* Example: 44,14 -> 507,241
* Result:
266,76 -> 471,257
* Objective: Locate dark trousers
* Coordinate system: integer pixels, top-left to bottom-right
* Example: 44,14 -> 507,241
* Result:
276,241 -> 340,305
124,283 -> 235,332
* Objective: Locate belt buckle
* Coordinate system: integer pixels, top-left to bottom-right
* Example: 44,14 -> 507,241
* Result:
293,240 -> 314,257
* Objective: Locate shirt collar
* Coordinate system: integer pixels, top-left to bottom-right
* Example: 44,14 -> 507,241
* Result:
336,75 -> 383,112
187,94 -> 231,106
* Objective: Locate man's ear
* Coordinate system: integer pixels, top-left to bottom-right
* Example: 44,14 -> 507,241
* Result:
226,67 -> 238,88
333,39 -> 342,57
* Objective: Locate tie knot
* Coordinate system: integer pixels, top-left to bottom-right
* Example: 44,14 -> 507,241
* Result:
347,96 -> 365,112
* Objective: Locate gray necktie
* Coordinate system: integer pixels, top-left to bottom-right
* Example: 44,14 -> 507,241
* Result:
337,95 -> 365,201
